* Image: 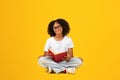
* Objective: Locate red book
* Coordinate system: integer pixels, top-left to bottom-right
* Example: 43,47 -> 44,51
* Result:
48,49 -> 67,62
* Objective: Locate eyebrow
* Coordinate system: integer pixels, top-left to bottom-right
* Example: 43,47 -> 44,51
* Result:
53,25 -> 61,27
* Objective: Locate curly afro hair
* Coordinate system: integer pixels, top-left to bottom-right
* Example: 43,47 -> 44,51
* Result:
47,18 -> 70,37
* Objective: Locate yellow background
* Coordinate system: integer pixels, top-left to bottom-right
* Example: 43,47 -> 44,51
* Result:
0,0 -> 120,80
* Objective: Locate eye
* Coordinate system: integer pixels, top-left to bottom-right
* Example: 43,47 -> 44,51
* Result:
53,25 -> 61,29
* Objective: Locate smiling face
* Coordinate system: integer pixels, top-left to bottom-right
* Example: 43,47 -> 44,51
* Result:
53,22 -> 63,35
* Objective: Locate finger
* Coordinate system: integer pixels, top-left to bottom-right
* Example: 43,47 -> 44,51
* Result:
62,58 -> 66,60
63,56 -> 67,58
49,54 -> 52,56
51,56 -> 53,59
49,56 -> 53,59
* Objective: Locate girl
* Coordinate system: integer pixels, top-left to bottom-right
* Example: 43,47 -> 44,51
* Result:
38,18 -> 83,74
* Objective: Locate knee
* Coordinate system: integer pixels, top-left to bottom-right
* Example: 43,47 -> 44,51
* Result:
74,57 -> 83,67
38,57 -> 46,64
38,55 -> 44,60
78,57 -> 83,63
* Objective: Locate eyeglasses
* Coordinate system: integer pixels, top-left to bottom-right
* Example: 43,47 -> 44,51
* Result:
53,25 -> 61,29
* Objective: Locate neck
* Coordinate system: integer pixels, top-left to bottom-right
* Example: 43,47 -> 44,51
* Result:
54,34 -> 64,41
55,34 -> 63,38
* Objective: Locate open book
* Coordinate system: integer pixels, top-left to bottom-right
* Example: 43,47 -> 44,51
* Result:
48,48 -> 67,62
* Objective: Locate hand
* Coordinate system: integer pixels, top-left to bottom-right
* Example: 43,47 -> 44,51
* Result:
48,54 -> 54,59
62,55 -> 71,62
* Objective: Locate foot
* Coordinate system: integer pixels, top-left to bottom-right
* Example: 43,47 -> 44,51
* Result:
47,67 -> 54,73
66,68 -> 75,74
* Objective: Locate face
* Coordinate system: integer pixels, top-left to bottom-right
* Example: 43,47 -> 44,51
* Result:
53,22 -> 63,35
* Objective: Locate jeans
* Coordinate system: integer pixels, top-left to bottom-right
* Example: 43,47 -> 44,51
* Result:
38,56 -> 83,73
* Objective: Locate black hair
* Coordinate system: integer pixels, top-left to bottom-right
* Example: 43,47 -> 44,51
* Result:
47,18 -> 70,37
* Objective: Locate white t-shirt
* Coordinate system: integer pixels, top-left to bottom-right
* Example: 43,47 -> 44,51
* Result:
44,36 -> 74,53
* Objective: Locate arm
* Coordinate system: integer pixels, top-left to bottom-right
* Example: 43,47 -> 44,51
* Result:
67,48 -> 73,58
38,51 -> 49,59
44,51 -> 49,56
63,48 -> 73,62
44,51 -> 53,59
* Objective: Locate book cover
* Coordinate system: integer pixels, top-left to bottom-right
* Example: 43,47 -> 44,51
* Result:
48,49 -> 67,62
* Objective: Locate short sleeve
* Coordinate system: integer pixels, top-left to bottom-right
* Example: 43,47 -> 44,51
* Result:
44,39 -> 50,52
68,38 -> 74,48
